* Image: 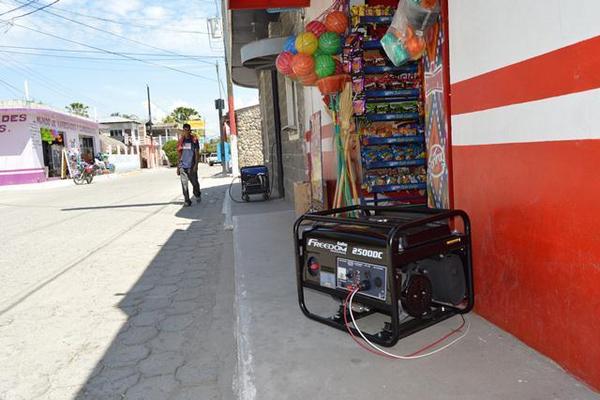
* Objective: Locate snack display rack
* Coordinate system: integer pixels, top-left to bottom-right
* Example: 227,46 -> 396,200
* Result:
346,5 -> 427,205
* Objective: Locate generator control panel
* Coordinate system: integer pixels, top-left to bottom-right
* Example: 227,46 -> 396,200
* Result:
336,258 -> 387,301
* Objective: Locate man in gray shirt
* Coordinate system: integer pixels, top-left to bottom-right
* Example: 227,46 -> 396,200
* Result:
177,123 -> 201,206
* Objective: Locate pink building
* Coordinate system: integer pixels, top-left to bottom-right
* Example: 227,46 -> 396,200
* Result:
0,102 -> 100,185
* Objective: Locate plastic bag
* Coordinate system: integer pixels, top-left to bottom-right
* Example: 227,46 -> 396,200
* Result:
381,0 -> 439,66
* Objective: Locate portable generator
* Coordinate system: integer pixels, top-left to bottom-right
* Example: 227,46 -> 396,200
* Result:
294,205 -> 473,347
240,165 -> 270,202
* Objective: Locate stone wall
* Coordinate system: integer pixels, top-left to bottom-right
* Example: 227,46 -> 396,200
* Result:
235,105 -> 264,168
257,10 -> 308,199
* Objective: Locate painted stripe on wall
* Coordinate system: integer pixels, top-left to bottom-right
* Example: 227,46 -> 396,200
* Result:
451,87 -> 600,145
453,139 -> 600,391
451,35 -> 600,115
449,0 -> 600,83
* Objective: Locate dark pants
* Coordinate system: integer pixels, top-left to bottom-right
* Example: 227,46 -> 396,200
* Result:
179,167 -> 201,202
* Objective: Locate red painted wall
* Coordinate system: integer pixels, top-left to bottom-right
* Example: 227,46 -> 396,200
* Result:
453,140 -> 600,390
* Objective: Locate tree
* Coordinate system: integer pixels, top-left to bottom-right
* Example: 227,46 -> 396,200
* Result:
162,140 -> 179,167
110,112 -> 138,120
65,102 -> 90,117
166,106 -> 200,124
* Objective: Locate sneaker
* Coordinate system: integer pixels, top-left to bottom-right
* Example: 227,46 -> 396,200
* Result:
184,200 -> 192,207
196,194 -> 202,203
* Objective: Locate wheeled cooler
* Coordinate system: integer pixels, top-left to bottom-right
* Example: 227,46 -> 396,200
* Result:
294,205 -> 474,347
240,165 -> 270,202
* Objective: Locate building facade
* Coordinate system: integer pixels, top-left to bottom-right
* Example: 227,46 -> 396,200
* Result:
0,102 -> 100,185
225,0 -> 600,391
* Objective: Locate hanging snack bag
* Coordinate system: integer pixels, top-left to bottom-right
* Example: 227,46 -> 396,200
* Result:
381,0 -> 439,66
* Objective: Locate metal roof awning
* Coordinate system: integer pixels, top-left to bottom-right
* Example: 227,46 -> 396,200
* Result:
228,0 -> 309,10
241,36 -> 287,70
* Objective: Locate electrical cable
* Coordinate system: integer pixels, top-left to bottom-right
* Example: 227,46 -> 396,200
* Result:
5,0 -> 59,20
0,45 -> 223,59
345,287 -> 470,359
4,21 -> 218,81
5,1 -> 212,33
0,76 -> 24,96
7,0 -> 217,65
0,53 -> 112,109
0,0 -> 38,17
0,49 -> 219,62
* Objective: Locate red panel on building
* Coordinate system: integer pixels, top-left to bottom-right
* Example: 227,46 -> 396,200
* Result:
228,0 -> 309,10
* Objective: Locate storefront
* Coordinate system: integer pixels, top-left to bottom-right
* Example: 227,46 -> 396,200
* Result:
0,104 -> 100,185
229,0 -> 600,391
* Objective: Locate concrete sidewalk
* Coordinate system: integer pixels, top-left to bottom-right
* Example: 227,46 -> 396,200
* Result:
231,202 -> 598,400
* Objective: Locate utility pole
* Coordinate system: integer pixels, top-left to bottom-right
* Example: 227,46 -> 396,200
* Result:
146,84 -> 155,167
219,3 -> 239,176
215,62 -> 229,174
215,98 -> 227,174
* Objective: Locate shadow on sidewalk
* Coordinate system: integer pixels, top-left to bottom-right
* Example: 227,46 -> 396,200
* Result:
74,184 -> 234,400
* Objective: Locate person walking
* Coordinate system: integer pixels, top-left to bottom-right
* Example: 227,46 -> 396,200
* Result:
177,123 -> 201,206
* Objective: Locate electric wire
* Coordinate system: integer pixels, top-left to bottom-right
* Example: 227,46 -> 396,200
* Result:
5,1 -> 213,33
346,287 -> 470,359
0,76 -> 24,96
0,53 -> 112,110
4,0 -> 59,20
7,0 -> 218,65
0,0 -> 38,17
4,21 -> 218,81
0,45 -> 223,59
0,49 -> 220,62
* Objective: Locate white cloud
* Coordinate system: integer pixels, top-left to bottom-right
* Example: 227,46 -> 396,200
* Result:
102,0 -> 142,16
144,6 -> 168,19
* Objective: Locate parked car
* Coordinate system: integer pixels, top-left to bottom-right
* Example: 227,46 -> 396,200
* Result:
207,153 -> 220,166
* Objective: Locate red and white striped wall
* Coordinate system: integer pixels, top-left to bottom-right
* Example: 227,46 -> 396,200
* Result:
448,0 -> 600,391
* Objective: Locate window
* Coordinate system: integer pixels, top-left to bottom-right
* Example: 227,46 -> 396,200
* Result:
110,129 -> 123,139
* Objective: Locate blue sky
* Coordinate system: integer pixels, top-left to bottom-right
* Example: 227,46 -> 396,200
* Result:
0,0 -> 258,138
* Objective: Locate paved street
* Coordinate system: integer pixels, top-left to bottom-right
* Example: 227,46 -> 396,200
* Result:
0,166 -> 236,400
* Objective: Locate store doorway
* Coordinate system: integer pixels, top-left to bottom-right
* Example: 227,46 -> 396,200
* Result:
41,130 -> 65,178
79,136 -> 95,164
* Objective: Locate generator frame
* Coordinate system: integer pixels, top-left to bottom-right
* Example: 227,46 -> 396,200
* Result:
293,205 -> 474,347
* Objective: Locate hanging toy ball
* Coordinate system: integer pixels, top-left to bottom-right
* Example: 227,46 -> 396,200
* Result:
295,32 -> 319,55
318,32 -> 341,55
306,20 -> 327,38
314,54 -> 336,78
301,72 -> 319,86
283,35 -> 298,54
325,11 -> 348,35
276,51 -> 295,76
333,57 -> 343,74
291,53 -> 315,77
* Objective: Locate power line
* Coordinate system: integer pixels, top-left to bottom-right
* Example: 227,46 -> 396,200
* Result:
0,76 -> 24,97
0,54 -> 111,108
6,0 -> 59,19
0,49 -> 221,62
0,45 -> 224,58
27,6 -> 213,34
8,0 -> 219,65
0,0 -> 38,17
5,20 -> 218,81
